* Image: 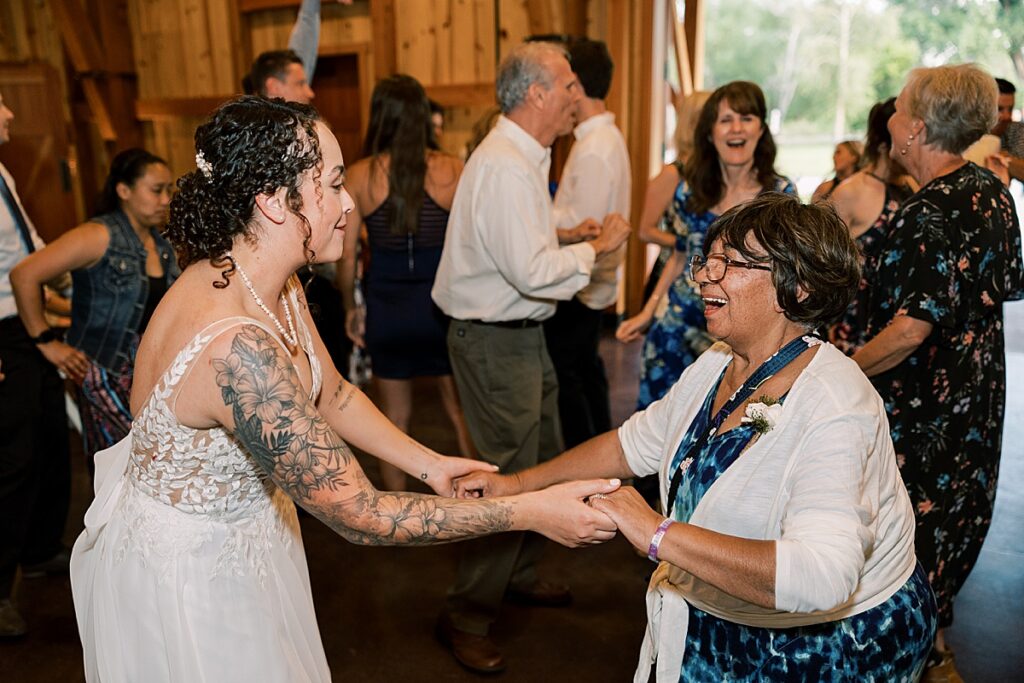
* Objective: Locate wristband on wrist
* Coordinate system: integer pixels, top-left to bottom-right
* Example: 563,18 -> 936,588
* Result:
29,327 -> 61,345
647,517 -> 675,563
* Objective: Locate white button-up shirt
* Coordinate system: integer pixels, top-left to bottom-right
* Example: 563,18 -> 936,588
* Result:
432,116 -> 596,322
0,162 -> 44,320
552,112 -> 631,310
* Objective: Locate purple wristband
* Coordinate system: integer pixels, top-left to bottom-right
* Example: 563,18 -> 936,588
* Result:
647,517 -> 675,562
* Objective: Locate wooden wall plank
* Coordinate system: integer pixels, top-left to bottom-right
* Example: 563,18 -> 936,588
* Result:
499,0 -> 530,59
369,0 -> 396,79
394,0 -> 437,84
205,0 -> 242,93
424,82 -> 494,108
449,0 -> 494,83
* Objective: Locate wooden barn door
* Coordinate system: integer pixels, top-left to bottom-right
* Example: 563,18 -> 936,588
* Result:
0,62 -> 79,242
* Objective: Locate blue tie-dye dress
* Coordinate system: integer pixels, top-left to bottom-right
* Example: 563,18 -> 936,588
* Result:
665,370 -> 936,681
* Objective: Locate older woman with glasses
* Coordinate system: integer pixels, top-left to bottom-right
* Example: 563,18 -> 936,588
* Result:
458,193 -> 936,682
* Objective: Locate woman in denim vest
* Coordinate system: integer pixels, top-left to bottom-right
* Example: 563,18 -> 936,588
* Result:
10,149 -> 179,459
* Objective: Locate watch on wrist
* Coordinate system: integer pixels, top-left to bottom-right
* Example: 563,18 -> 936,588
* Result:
30,327 -> 60,345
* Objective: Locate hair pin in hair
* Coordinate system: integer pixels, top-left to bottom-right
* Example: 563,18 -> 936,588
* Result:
195,150 -> 214,179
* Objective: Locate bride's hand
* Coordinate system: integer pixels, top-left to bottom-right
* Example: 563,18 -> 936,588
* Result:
588,486 -> 663,553
424,455 -> 499,497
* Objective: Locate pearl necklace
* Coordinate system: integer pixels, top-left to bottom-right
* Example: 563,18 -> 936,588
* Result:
228,252 -> 298,347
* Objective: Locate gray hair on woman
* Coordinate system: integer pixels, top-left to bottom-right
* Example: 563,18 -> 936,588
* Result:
496,42 -> 567,114
903,64 -> 998,154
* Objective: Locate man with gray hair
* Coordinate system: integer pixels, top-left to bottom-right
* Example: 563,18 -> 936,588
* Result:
432,41 -> 630,673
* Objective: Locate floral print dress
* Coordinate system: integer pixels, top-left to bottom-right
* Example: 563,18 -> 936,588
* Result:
864,162 -> 1024,628
637,176 -> 796,409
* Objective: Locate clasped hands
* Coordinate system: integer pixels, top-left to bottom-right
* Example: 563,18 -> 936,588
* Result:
452,470 -> 658,551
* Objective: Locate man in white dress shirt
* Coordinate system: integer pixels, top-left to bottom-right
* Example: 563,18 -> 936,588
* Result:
0,91 -> 71,637
431,41 -> 630,673
545,39 -> 631,448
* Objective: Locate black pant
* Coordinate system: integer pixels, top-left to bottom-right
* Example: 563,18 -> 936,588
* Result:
0,316 -> 70,598
543,297 -> 611,449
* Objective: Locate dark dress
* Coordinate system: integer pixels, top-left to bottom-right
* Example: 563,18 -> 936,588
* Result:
864,162 -> 1024,628
829,182 -> 910,355
668,363 -> 935,681
363,194 -> 452,379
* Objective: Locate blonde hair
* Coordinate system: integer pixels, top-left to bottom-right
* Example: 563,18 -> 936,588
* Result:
674,90 -> 711,162
903,64 -> 998,154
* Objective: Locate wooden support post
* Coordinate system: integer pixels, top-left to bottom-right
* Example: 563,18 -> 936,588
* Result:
684,0 -> 704,91
669,0 -> 693,96
622,0 -> 657,317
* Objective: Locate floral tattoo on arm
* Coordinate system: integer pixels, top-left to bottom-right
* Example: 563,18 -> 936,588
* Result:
212,325 -> 512,545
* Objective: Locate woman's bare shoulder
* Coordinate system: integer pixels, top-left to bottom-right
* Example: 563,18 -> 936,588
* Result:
426,152 -> 463,206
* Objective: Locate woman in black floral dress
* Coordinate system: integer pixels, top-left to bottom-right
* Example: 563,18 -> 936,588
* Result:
854,64 -> 1024,681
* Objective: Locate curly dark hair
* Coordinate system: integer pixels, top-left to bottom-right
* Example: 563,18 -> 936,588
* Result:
683,81 -> 782,215
166,96 -> 322,275
705,192 -> 860,328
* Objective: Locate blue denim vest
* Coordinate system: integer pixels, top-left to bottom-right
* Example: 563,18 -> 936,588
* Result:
66,209 -> 179,371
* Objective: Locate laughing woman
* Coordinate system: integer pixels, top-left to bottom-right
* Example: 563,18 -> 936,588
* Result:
617,81 -> 796,411
460,194 -> 936,682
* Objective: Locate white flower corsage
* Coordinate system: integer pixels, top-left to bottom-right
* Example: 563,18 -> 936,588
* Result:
195,150 -> 213,178
741,395 -> 782,434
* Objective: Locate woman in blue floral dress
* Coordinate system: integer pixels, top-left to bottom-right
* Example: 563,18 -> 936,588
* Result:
854,65 -> 1024,680
618,81 -> 796,410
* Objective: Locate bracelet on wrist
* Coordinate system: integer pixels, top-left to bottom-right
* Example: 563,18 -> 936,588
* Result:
647,517 -> 675,563
29,327 -> 61,345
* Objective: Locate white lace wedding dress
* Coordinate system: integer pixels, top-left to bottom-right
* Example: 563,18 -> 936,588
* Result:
70,309 -> 331,682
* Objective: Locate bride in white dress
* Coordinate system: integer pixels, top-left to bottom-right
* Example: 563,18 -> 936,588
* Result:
70,96 -> 620,682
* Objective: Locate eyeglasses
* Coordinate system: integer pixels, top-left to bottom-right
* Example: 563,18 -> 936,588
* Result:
688,253 -> 772,283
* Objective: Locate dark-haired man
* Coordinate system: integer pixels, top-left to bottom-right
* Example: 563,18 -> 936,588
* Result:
241,0 -> 342,104
545,38 -> 631,448
994,77 -> 1024,182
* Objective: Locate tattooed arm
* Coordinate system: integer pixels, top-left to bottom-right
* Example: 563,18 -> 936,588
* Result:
208,324 -> 619,546
291,289 -> 495,496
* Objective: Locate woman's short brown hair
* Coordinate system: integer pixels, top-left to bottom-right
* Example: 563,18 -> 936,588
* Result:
705,193 -> 860,328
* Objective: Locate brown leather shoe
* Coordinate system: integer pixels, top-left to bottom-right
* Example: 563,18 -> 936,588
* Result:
506,580 -> 572,607
435,615 -> 506,674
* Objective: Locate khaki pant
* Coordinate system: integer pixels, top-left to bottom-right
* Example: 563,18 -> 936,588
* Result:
443,319 -> 564,635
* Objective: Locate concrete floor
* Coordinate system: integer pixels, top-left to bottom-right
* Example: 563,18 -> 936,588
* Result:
1,304 -> 1022,681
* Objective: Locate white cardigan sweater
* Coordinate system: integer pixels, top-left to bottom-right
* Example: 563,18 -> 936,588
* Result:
618,342 -> 917,683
